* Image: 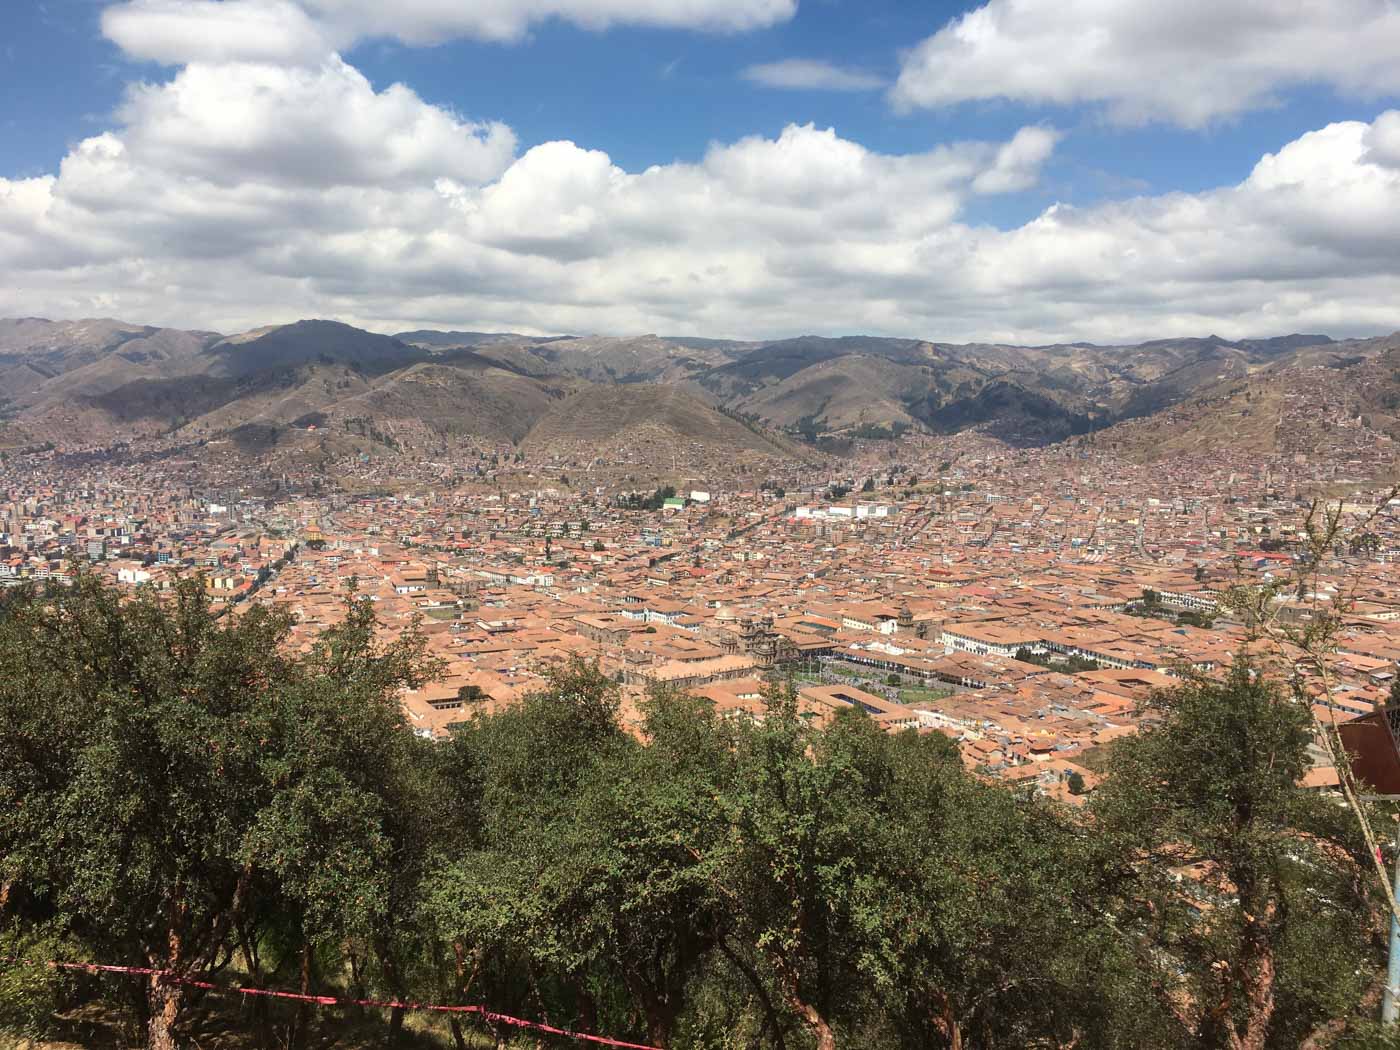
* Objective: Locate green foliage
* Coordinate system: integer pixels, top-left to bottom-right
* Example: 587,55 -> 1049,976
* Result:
717,687 -> 894,1044
1339,1021 -> 1400,1049
0,929 -> 76,1037
619,486 -> 679,512
0,582 -> 1390,1050
849,423 -> 908,441
1092,659 -> 1382,1049
0,574 -> 438,1049
1014,647 -> 1102,673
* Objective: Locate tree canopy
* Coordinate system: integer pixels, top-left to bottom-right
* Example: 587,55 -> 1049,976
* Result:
0,577 -> 1392,1049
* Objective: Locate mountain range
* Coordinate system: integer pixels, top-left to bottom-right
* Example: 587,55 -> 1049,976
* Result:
3,316 -> 1399,467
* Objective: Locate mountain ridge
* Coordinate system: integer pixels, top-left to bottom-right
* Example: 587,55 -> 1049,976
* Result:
3,316 -> 1395,466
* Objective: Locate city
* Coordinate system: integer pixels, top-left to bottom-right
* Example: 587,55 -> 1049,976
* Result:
4,420 -> 1396,802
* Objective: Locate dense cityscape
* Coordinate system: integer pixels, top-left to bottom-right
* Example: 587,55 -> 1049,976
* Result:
4,420 -> 1397,801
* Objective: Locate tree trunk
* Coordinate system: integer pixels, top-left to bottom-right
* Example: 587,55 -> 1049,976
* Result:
570,976 -> 599,1035
449,942 -> 476,1050
1227,888 -> 1279,1050
934,994 -> 963,1050
769,949 -> 830,1050
452,941 -> 481,1000
376,938 -> 408,1044
237,925 -> 273,1050
645,1006 -> 675,1049
643,990 -> 676,1047
346,942 -> 368,1019
147,978 -> 183,1050
776,968 -> 834,1050
717,939 -> 786,1050
287,941 -> 314,1050
1197,983 -> 1234,1050
148,903 -> 187,1050
621,971 -> 677,1048
1237,932 -> 1277,1050
792,1000 -> 836,1050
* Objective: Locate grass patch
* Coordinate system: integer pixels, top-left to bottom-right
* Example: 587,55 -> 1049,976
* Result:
898,687 -> 954,705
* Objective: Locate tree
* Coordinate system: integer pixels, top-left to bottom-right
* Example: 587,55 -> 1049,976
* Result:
0,575 -> 302,1050
861,478 -> 875,493
0,575 -> 437,1050
5,580 -> 1391,1050
874,730 -> 1166,1049
426,661 -> 634,1040
532,689 -> 733,1045
1092,659 -> 1382,1050
619,486 -> 678,512
1066,770 -> 1087,796
1351,532 -> 1381,557
247,595 -> 442,1046
715,684 -> 898,1050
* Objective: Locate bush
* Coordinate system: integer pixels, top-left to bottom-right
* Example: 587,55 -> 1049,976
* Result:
0,929 -> 76,1037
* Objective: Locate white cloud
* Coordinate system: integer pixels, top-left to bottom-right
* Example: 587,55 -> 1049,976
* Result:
305,0 -> 799,43
5,38 -> 1400,345
972,126 -> 1060,194
742,59 -> 886,92
118,58 -> 516,188
1366,110 -> 1400,169
103,0 -> 798,64
892,0 -> 1400,127
103,0 -> 332,65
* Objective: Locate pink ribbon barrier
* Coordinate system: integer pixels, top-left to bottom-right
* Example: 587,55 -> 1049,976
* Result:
0,956 -> 660,1049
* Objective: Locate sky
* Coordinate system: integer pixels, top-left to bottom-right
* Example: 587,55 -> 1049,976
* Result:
2,0 -> 1400,343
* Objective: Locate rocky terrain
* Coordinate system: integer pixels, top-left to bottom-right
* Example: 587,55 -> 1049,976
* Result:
3,316 -> 1398,469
